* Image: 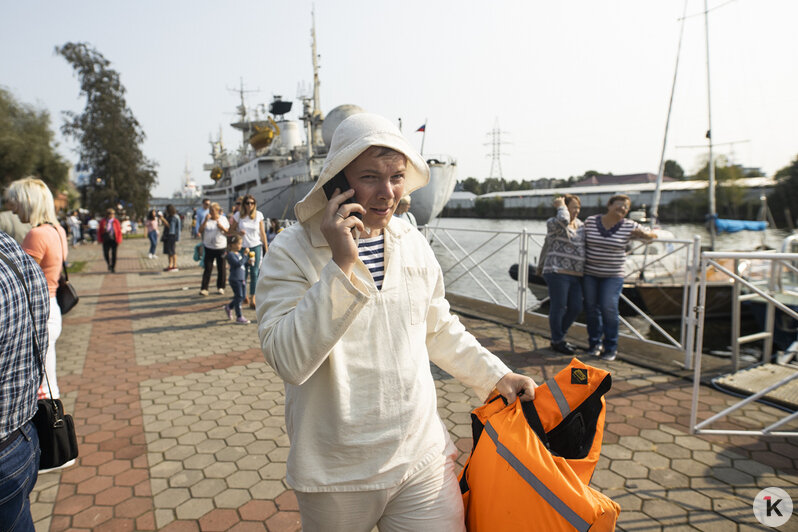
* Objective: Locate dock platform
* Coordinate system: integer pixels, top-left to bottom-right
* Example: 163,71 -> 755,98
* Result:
30,236 -> 798,531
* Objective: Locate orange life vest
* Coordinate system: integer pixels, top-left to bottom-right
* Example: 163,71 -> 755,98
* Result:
458,358 -> 620,531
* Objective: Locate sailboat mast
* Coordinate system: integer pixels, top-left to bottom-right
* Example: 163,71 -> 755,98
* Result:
651,0 -> 689,226
704,0 -> 717,249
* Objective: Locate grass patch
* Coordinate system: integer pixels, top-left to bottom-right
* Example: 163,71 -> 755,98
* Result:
66,261 -> 88,274
124,232 -> 147,239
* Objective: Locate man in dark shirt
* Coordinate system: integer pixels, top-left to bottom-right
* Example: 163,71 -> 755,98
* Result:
0,230 -> 49,531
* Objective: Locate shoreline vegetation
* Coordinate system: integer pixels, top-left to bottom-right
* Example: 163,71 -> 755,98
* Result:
441,199 -> 769,224
446,155 -> 798,227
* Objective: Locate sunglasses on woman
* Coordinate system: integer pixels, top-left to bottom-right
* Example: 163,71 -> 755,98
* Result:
244,201 -> 255,205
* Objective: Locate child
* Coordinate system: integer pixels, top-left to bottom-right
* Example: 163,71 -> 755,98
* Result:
224,235 -> 250,324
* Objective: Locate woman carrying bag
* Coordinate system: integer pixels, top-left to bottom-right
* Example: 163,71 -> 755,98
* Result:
198,202 -> 229,296
159,204 -> 181,272
4,178 -> 68,404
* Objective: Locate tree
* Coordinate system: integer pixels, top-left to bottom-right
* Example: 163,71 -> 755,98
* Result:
461,177 -> 482,195
692,156 -> 751,218
767,154 -> 798,227
57,42 -> 157,216
0,87 -> 69,192
664,159 -> 685,180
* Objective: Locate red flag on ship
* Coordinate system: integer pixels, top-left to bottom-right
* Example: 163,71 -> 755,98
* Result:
416,124 -> 426,132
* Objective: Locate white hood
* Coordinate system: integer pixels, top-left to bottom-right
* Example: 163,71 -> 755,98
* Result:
294,113 -> 430,222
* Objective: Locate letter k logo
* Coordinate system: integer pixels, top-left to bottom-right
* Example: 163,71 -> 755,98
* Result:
765,496 -> 782,517
755,488 -> 792,527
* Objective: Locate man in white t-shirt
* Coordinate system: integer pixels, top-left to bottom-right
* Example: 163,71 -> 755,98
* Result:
86,217 -> 99,243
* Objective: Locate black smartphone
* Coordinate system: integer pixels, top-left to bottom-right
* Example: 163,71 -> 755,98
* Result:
322,171 -> 362,220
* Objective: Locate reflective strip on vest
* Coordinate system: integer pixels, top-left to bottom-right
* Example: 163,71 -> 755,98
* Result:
546,377 -> 571,420
485,421 -> 590,532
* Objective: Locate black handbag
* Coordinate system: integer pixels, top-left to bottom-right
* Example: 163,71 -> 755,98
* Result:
50,224 -> 79,314
0,249 -> 79,469
56,262 -> 79,314
33,397 -> 79,469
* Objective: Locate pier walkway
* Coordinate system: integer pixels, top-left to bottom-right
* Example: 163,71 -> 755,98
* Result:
30,235 -> 797,531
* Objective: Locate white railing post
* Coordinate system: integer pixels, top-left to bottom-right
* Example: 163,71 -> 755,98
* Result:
517,229 -> 529,324
731,258 -> 741,372
682,235 -> 702,370
763,259 -> 779,362
689,250 -> 709,434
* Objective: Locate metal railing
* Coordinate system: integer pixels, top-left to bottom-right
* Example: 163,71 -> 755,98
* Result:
689,250 -> 798,437
423,224 -> 700,360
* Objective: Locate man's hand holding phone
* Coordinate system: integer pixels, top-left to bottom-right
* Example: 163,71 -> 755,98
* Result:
320,185 -> 366,277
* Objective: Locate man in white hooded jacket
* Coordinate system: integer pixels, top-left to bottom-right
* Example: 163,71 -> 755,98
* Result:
255,113 -> 537,531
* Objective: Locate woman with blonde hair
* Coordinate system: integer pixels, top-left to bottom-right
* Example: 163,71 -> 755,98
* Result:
229,194 -> 267,307
4,177 -> 69,400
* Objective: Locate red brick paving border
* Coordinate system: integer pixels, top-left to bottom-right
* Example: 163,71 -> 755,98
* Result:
48,248 -> 301,531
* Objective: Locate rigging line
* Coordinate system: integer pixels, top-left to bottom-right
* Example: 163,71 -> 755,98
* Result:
652,0 -> 690,225
678,0 -> 737,21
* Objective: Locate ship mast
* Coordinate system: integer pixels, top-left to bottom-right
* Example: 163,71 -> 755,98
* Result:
309,8 -> 325,149
311,8 -> 321,121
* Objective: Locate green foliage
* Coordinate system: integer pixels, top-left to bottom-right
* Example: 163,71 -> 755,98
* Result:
474,196 -> 504,218
693,156 -> 745,182
0,87 -> 69,191
664,159 -> 685,180
767,154 -> 798,226
691,157 -> 750,217
743,167 -> 765,177
774,161 -> 793,181
57,42 -> 157,217
461,177 -> 482,195
66,260 -> 87,274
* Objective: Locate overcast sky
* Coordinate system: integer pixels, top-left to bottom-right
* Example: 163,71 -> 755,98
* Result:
2,0 -> 796,197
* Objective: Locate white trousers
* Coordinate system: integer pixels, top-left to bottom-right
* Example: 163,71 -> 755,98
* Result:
41,296 -> 61,399
295,453 -> 466,532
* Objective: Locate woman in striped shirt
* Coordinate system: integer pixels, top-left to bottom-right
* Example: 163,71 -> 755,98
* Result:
583,195 -> 656,361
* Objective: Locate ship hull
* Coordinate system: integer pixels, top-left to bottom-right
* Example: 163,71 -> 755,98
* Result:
409,157 -> 457,226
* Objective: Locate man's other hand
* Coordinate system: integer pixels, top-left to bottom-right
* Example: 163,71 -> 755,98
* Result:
496,372 -> 537,403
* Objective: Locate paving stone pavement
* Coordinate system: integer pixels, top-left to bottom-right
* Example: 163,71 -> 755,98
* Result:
29,234 -> 798,531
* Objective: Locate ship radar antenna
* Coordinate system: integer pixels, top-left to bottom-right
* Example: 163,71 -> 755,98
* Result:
227,78 -> 259,123
484,118 -> 511,192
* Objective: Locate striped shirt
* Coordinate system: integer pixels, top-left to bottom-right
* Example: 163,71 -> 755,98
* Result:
0,231 -> 49,440
358,235 -> 385,290
584,214 -> 640,278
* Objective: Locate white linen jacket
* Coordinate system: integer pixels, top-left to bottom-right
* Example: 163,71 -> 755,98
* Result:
255,214 -> 512,492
